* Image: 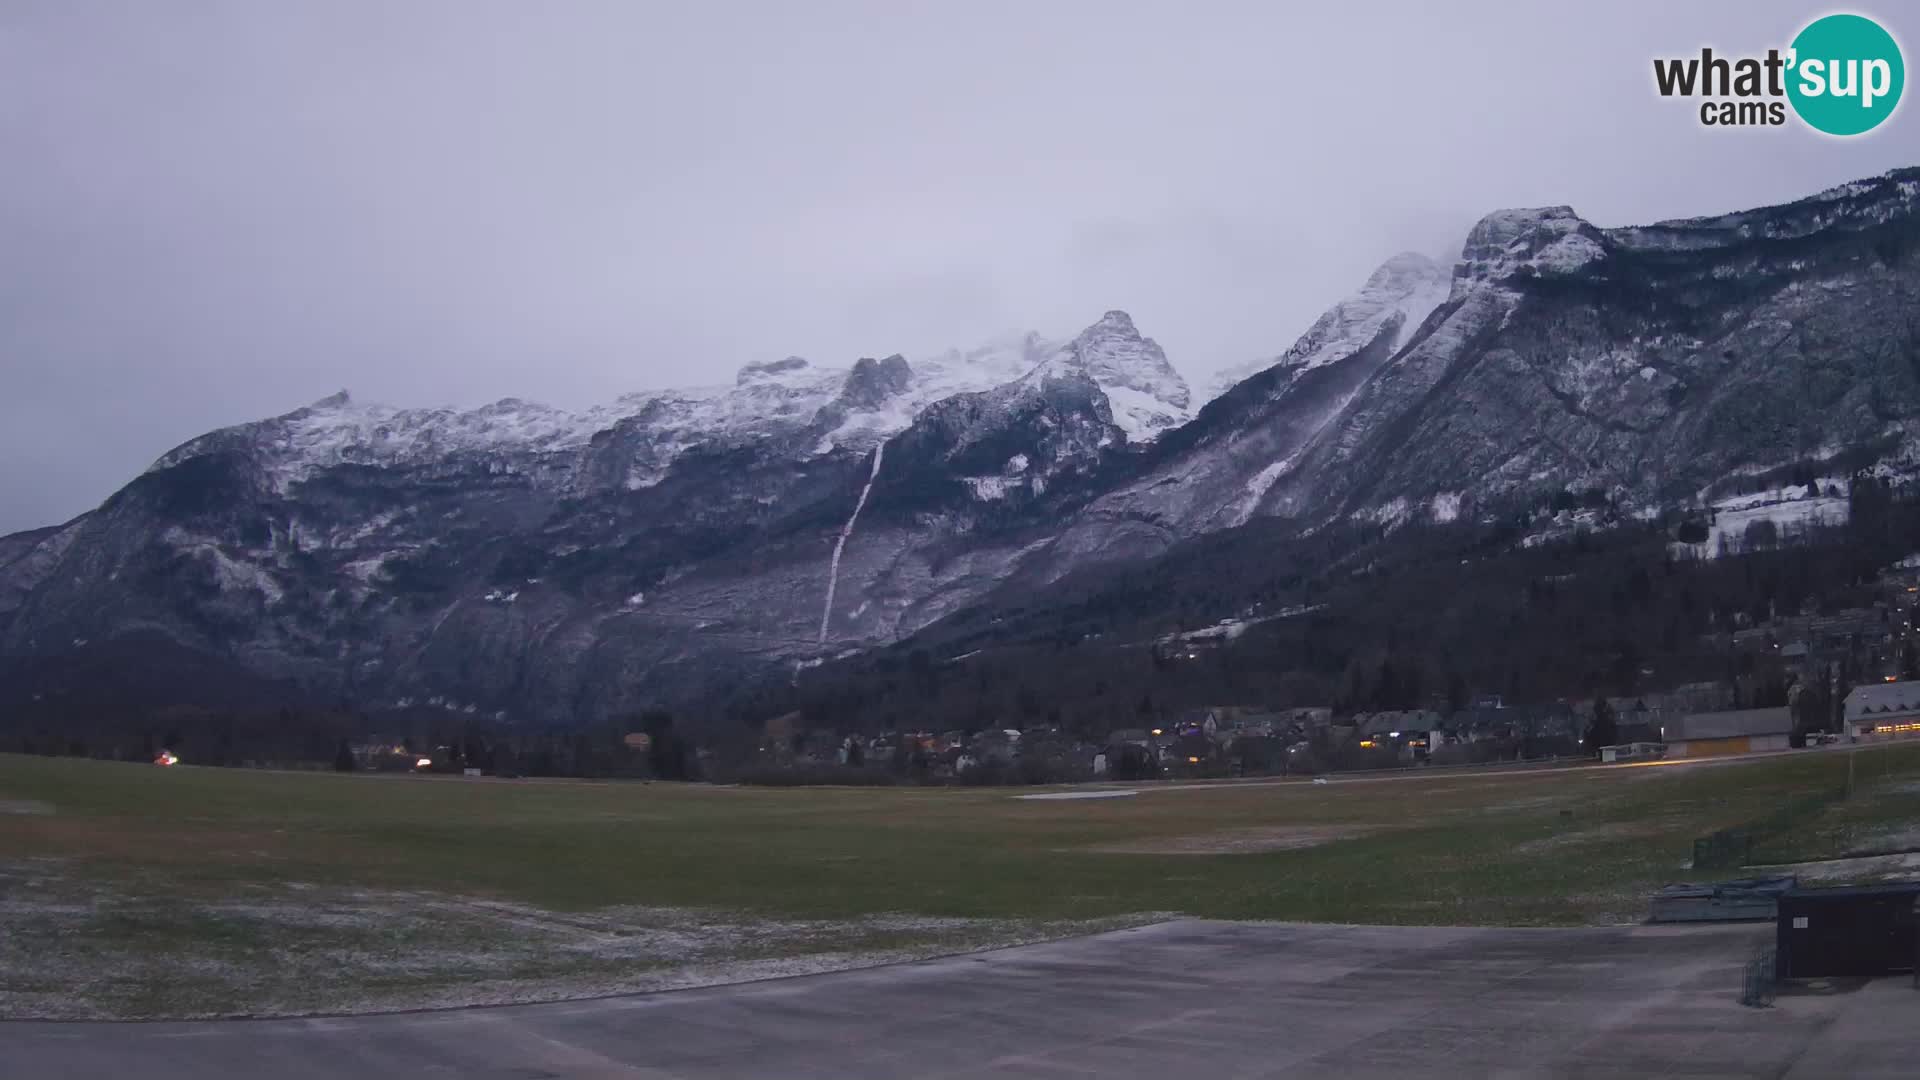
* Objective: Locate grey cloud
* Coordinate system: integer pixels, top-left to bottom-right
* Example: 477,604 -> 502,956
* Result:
1,0 -> 1914,532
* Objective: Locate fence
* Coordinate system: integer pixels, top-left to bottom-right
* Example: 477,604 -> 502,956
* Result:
1741,945 -> 1777,1007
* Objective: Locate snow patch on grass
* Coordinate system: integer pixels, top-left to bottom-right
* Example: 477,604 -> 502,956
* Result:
0,868 -> 1161,1020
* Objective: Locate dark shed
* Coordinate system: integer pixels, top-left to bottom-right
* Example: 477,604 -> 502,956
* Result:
1775,882 -> 1920,979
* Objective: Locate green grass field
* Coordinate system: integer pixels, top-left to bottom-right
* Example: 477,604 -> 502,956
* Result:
3,745 -> 1918,1018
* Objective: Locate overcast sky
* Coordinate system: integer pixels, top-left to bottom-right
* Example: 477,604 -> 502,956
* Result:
1,1 -> 1914,534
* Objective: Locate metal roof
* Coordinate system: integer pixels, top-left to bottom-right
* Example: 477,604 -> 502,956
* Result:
1843,681 -> 1920,716
1668,706 -> 1793,740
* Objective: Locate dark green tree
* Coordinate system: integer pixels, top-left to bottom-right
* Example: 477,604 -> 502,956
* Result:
642,709 -> 689,780
1583,698 -> 1618,755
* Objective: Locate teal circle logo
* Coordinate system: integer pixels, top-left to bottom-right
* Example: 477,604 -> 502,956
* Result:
1787,14 -> 1904,136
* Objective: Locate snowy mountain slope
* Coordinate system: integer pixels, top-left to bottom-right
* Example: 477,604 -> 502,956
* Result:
1043,168 -> 1920,575
1279,169 -> 1920,526
4,168 -> 1918,725
812,332 -> 1056,453
144,309 -> 1192,501
1201,252 -> 1451,402
1023,250 -> 1456,574
0,310 -> 1189,721
1029,311 -> 1192,442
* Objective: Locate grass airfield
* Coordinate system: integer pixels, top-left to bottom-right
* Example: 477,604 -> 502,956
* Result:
2,745 -> 1916,1018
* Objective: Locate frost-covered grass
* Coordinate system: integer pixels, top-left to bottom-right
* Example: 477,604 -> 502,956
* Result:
2,745 -> 1917,1018
0,866 -> 1151,1019
1753,751 -> 1920,871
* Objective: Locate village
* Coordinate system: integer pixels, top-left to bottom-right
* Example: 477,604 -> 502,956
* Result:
747,687 -> 1920,784
329,555 -> 1920,785
743,556 -> 1920,785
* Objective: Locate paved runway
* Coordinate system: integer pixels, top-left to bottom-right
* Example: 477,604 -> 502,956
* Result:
5,920 -> 1914,1078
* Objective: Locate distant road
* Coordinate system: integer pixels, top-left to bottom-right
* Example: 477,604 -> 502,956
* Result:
5,920 -> 1910,1078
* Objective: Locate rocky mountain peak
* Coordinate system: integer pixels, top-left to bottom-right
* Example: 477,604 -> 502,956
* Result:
1059,311 -> 1188,404
1203,251 -> 1452,402
1366,251 -> 1443,291
1039,310 -> 1193,441
835,354 -> 914,411
735,356 -> 812,385
8,168 -> 1918,728
1455,206 -> 1606,289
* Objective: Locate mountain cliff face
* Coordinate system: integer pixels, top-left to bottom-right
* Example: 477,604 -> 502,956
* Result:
1032,251 -> 1455,571
1202,251 -> 1453,401
0,312 -> 1192,720
4,168 -> 1917,724
1256,172 -> 1920,526
1027,169 -> 1920,579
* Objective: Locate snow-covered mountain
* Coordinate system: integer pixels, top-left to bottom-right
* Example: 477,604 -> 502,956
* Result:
1027,249 -> 1457,571
1202,251 -> 1451,402
1255,171 -> 1920,527
0,310 -> 1192,720
146,312 -> 1192,501
1028,168 -> 1920,583
4,167 -> 1918,725
1033,311 -> 1192,441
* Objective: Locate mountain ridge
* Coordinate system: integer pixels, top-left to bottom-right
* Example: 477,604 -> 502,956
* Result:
4,166 -> 1918,726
